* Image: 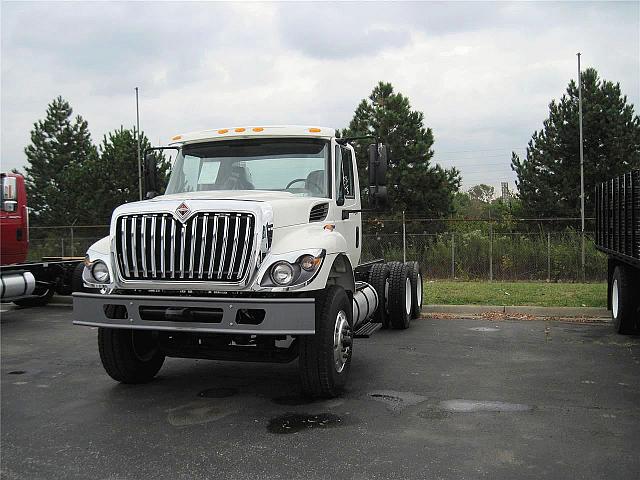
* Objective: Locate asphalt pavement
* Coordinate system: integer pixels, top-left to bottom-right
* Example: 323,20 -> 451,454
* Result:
1,302 -> 639,479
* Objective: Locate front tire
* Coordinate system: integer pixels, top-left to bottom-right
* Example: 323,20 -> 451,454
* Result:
388,262 -> 412,329
98,328 -> 165,384
299,286 -> 353,398
611,265 -> 639,334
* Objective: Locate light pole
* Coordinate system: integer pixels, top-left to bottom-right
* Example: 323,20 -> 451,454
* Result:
135,87 -> 142,201
577,53 -> 585,280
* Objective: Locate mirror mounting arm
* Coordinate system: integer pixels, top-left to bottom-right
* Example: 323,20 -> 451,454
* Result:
342,208 -> 374,220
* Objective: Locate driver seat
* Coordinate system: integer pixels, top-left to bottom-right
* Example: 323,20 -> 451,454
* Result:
305,170 -> 325,196
223,165 -> 254,190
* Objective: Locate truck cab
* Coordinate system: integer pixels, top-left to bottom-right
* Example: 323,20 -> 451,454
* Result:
1,173 -> 29,265
73,125 -> 421,397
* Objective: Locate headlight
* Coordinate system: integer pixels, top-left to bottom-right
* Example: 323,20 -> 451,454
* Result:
270,261 -> 295,286
91,261 -> 110,283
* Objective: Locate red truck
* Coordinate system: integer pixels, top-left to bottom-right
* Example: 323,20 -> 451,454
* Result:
1,172 -> 84,306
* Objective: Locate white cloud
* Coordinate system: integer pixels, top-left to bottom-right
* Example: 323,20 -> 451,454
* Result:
1,1 -> 638,193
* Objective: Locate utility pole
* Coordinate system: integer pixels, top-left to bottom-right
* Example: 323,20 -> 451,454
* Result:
402,210 -> 406,263
135,87 -> 142,201
577,53 -> 585,280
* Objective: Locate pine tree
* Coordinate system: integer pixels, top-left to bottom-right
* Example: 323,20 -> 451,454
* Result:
342,82 -> 460,223
24,96 -> 97,225
512,68 -> 640,218
90,127 -> 170,223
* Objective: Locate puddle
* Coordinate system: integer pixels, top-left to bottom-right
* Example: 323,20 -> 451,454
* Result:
469,327 -> 500,332
272,395 -> 316,406
267,413 -> 342,434
417,407 -> 451,420
166,402 -> 237,426
368,390 -> 427,412
8,371 -> 26,375
197,387 -> 238,398
439,399 -> 531,412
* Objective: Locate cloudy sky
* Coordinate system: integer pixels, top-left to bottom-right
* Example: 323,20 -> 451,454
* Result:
1,1 -> 638,191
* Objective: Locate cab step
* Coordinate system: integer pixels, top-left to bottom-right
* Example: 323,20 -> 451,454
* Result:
354,321 -> 382,338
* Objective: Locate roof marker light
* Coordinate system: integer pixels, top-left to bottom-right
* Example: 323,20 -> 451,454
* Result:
309,128 -> 321,133
218,129 -> 229,134
235,127 -> 246,132
252,127 -> 264,132
171,135 -> 182,141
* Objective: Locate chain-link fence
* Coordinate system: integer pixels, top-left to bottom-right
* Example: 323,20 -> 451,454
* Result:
27,218 -> 607,282
361,216 -> 606,282
28,225 -> 110,260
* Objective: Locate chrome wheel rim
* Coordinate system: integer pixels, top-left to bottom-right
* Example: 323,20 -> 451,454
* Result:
384,278 -> 390,314
405,278 -> 412,316
333,310 -> 351,373
416,273 -> 423,308
612,279 -> 619,319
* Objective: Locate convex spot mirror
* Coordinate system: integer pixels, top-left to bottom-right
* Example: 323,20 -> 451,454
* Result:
2,200 -> 17,213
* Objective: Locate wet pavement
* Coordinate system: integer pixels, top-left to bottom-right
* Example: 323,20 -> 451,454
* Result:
2,302 -> 640,479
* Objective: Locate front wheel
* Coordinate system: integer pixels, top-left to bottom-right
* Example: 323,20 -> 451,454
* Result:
611,265 -> 639,334
299,286 -> 353,398
98,328 -> 165,383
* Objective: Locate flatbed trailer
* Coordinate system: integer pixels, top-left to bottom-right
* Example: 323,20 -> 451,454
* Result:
595,170 -> 640,333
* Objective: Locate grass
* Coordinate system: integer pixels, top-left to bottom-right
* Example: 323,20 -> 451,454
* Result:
425,281 -> 607,308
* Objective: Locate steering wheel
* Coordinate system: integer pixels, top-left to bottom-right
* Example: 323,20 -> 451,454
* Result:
285,178 -> 306,189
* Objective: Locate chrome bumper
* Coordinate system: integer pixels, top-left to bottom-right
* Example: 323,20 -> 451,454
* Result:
72,292 -> 315,335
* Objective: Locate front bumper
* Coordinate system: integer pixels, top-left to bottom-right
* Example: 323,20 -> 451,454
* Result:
72,292 -> 315,335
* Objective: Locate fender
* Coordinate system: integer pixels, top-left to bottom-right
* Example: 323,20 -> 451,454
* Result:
269,223 -> 348,256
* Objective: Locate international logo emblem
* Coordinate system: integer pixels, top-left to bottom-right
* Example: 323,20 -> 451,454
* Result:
175,202 -> 191,223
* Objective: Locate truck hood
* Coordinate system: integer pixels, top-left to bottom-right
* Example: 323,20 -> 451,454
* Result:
117,190 -> 328,229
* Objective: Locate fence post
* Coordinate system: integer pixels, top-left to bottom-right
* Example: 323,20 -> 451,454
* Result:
61,237 -> 65,257
547,232 -> 551,282
489,223 -> 493,281
451,232 -> 455,279
402,210 -> 406,263
581,232 -> 586,282
70,226 -> 74,257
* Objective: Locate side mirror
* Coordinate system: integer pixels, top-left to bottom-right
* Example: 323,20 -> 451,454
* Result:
143,151 -> 158,199
368,143 -> 388,187
368,143 -> 389,210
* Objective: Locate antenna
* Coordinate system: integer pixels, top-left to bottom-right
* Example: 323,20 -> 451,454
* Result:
135,87 -> 142,201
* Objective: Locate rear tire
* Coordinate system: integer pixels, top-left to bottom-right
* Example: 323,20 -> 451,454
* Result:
367,263 -> 390,329
611,265 -> 639,334
71,263 -> 87,293
98,328 -> 165,383
299,286 -> 352,398
405,261 -> 423,319
388,262 -> 412,330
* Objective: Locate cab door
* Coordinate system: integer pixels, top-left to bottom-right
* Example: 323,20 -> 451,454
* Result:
334,143 -> 361,266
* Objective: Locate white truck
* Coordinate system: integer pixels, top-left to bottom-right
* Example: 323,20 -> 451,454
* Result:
73,126 -> 423,398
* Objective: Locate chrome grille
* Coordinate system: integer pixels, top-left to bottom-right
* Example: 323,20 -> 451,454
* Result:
115,212 -> 255,282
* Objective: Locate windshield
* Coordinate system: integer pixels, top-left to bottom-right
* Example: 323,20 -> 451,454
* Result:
165,139 -> 330,198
